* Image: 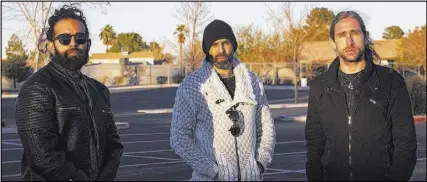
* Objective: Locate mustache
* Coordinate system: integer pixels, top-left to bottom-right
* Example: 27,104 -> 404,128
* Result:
214,53 -> 230,59
67,48 -> 84,53
344,46 -> 359,51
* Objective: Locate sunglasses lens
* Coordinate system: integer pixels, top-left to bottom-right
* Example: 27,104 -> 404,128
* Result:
58,34 -> 72,45
75,33 -> 88,44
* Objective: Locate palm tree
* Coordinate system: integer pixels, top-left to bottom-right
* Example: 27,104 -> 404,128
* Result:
174,24 -> 188,75
99,24 -> 117,52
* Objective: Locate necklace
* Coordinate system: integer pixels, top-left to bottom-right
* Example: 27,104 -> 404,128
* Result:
347,72 -> 362,90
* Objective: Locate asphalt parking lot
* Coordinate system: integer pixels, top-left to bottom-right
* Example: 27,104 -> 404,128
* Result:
1,87 -> 425,181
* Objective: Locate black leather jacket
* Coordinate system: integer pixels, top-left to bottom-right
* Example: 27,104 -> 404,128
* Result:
305,57 -> 417,181
15,61 -> 124,181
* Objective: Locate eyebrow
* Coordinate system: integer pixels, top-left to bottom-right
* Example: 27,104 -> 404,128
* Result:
336,29 -> 361,35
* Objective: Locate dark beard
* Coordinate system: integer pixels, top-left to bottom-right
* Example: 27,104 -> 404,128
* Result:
209,53 -> 234,70
51,48 -> 89,71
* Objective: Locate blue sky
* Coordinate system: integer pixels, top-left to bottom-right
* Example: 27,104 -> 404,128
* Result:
1,2 -> 426,59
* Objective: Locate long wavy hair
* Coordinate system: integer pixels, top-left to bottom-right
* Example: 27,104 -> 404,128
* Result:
329,11 -> 381,63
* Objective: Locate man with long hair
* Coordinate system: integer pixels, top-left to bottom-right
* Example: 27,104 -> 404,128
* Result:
305,11 -> 417,181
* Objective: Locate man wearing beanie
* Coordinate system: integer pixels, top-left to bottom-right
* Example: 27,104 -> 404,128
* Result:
170,19 -> 276,181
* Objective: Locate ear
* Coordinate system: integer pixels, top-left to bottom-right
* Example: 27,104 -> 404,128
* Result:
47,41 -> 55,55
329,38 -> 337,51
87,39 -> 92,52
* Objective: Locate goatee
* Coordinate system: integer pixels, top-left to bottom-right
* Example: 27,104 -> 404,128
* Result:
209,53 -> 234,70
338,47 -> 364,63
51,48 -> 89,71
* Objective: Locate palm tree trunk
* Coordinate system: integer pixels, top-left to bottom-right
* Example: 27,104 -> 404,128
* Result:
13,77 -> 16,89
179,43 -> 184,76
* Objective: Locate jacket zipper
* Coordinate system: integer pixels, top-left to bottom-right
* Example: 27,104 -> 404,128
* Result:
234,136 -> 241,181
80,82 -> 101,178
347,83 -> 367,181
348,115 -> 352,181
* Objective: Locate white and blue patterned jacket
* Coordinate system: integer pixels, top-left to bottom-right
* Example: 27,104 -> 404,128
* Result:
170,58 -> 276,181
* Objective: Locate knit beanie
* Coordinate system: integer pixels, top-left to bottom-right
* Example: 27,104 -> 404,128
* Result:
202,19 -> 238,55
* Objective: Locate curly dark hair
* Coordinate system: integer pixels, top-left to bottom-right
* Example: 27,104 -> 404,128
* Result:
329,11 -> 381,62
38,4 -> 90,54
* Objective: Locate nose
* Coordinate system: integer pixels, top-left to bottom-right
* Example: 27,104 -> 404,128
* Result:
346,35 -> 355,46
218,44 -> 225,54
69,36 -> 77,47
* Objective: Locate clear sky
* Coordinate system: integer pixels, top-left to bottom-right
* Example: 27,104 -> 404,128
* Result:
1,2 -> 426,59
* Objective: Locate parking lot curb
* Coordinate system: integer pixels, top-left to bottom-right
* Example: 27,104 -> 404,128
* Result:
2,122 -> 131,134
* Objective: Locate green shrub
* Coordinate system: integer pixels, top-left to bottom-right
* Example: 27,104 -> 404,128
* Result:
173,75 -> 185,84
405,76 -> 426,115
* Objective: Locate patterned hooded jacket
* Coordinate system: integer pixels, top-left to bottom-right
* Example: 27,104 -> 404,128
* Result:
170,58 -> 276,181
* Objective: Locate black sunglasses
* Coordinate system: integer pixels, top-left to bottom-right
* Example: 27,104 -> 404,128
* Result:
226,108 -> 241,137
54,33 -> 89,45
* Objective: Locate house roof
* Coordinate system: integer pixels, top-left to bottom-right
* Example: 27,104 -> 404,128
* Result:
300,39 -> 400,63
91,51 -> 154,60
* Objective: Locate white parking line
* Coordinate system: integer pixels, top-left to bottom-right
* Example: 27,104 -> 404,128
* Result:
1,139 -> 21,142
1,174 -> 21,178
2,147 -> 23,151
123,149 -> 173,155
274,151 -> 307,156
120,132 -> 169,136
266,168 -> 288,172
123,154 -> 181,161
264,169 -> 306,176
275,141 -> 305,144
119,161 -> 185,168
121,140 -> 169,144
2,142 -> 23,147
417,158 -> 426,161
2,160 -> 20,164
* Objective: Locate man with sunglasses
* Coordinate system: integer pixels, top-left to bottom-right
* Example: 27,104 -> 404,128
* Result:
170,19 -> 276,181
15,5 -> 123,181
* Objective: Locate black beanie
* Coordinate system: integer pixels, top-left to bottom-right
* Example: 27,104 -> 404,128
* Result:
202,19 -> 238,55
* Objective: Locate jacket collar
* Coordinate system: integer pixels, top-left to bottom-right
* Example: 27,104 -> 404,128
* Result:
200,57 -> 257,107
48,60 -> 84,81
324,55 -> 377,91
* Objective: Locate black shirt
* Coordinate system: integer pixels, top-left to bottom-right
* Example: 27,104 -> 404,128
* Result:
219,75 -> 236,99
338,69 -> 363,115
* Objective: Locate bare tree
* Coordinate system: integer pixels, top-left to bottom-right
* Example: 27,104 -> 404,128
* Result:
266,2 -> 325,103
174,1 -> 213,73
2,2 -> 109,72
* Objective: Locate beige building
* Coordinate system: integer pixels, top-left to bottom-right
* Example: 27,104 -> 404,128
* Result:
300,39 -> 400,64
91,51 -> 155,65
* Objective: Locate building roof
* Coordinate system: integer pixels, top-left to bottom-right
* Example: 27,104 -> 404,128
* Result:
300,39 -> 400,63
91,51 -> 154,60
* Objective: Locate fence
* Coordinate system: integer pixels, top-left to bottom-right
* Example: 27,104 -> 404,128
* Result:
80,61 -> 425,87
81,63 -> 184,87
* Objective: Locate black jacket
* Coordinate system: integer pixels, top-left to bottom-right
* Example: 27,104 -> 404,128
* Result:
15,61 -> 124,181
305,57 -> 417,181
